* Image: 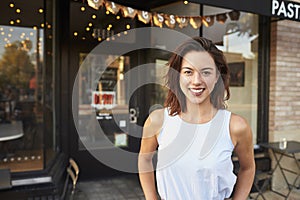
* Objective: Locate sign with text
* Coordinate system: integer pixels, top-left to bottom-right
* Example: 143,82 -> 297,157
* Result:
272,0 -> 300,21
191,0 -> 300,22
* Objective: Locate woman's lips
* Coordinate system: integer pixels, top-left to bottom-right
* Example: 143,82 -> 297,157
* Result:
189,88 -> 204,96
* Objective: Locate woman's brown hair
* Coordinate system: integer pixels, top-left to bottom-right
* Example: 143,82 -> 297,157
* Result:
164,36 -> 230,115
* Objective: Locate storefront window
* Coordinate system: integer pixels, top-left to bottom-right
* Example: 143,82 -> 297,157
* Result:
77,54 -> 130,149
203,6 -> 259,144
0,0 -> 56,172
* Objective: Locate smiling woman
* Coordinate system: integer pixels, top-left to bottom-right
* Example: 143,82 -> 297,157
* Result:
138,37 -> 255,200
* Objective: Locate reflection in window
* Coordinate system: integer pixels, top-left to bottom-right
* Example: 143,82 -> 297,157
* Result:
0,25 -> 45,172
203,6 -> 259,144
78,54 -> 130,150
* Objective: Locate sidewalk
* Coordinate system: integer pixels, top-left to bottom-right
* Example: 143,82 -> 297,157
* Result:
73,174 -> 300,200
74,174 -> 145,200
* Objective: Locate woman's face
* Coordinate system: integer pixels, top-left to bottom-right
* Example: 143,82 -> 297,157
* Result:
179,50 -> 219,106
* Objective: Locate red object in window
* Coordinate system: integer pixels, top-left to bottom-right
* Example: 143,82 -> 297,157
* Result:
94,93 -> 99,104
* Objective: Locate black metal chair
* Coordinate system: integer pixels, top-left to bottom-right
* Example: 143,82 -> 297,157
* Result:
61,158 -> 81,200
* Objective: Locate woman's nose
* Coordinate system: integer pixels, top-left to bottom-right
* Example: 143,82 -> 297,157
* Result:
192,72 -> 204,84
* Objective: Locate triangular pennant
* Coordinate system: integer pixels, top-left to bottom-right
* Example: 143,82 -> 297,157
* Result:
228,10 -> 240,21
176,16 -> 189,28
137,11 -> 152,24
189,17 -> 202,29
202,15 -> 214,27
105,1 -> 121,14
87,0 -> 104,10
153,13 -> 164,28
216,13 -> 227,24
121,6 -> 137,18
164,14 -> 176,29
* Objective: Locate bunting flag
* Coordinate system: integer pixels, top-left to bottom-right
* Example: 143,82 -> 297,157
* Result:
190,17 -> 202,29
122,6 -> 137,18
153,13 -> 164,28
137,11 -> 152,24
87,0 -> 104,10
164,14 -> 176,29
202,16 -> 214,27
176,16 -> 189,28
216,13 -> 228,24
105,1 -> 121,14
89,0 -> 241,29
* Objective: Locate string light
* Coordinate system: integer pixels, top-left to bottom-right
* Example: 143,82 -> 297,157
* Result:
16,8 -> 21,13
86,1 -> 240,29
92,14 -> 97,19
39,8 -> 44,13
9,3 -> 14,8
73,32 -> 78,36
81,6 -> 85,12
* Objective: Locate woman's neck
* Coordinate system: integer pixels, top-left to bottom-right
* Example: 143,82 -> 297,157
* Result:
181,102 -> 218,124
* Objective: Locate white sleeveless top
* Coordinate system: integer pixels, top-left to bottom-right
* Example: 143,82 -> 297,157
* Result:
156,109 -> 236,200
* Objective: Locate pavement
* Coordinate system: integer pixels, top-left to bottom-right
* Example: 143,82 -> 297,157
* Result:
73,174 -> 146,200
72,173 -> 300,200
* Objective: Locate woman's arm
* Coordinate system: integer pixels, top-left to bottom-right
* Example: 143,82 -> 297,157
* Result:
230,114 -> 256,200
138,109 -> 164,200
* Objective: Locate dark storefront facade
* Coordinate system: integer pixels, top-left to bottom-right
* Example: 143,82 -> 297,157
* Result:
1,0 -> 299,198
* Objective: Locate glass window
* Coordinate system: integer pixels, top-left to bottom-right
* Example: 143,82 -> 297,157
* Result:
0,0 -> 56,172
77,53 -> 131,149
203,6 -> 259,144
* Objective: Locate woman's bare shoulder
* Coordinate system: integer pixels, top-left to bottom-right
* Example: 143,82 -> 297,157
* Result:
147,108 -> 165,127
229,113 -> 252,145
143,108 -> 165,137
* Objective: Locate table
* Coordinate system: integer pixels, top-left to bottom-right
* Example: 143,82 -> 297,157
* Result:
260,141 -> 300,199
0,121 -> 23,142
0,121 -> 23,190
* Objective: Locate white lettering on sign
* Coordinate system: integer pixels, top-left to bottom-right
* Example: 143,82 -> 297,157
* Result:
142,11 -> 149,19
272,0 -> 300,20
157,13 -> 164,22
169,15 -> 176,24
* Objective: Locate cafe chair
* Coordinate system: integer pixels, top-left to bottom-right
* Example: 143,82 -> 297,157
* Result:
249,170 -> 272,200
60,158 -> 85,200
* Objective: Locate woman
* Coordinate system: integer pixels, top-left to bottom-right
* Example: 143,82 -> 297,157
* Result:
138,37 -> 255,200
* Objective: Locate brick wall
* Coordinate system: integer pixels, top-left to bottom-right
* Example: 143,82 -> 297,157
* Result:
269,18 -> 300,190
269,19 -> 300,141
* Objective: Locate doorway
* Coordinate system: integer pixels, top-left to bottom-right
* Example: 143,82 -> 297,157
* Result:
70,47 -> 171,178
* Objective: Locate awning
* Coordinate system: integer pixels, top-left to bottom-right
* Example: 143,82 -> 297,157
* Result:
190,0 -> 300,22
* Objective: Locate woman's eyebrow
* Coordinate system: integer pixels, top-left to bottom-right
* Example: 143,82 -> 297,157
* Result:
201,67 -> 214,71
181,66 -> 193,70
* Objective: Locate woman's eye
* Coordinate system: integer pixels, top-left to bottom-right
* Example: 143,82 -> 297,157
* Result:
183,70 -> 192,75
202,71 -> 211,76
